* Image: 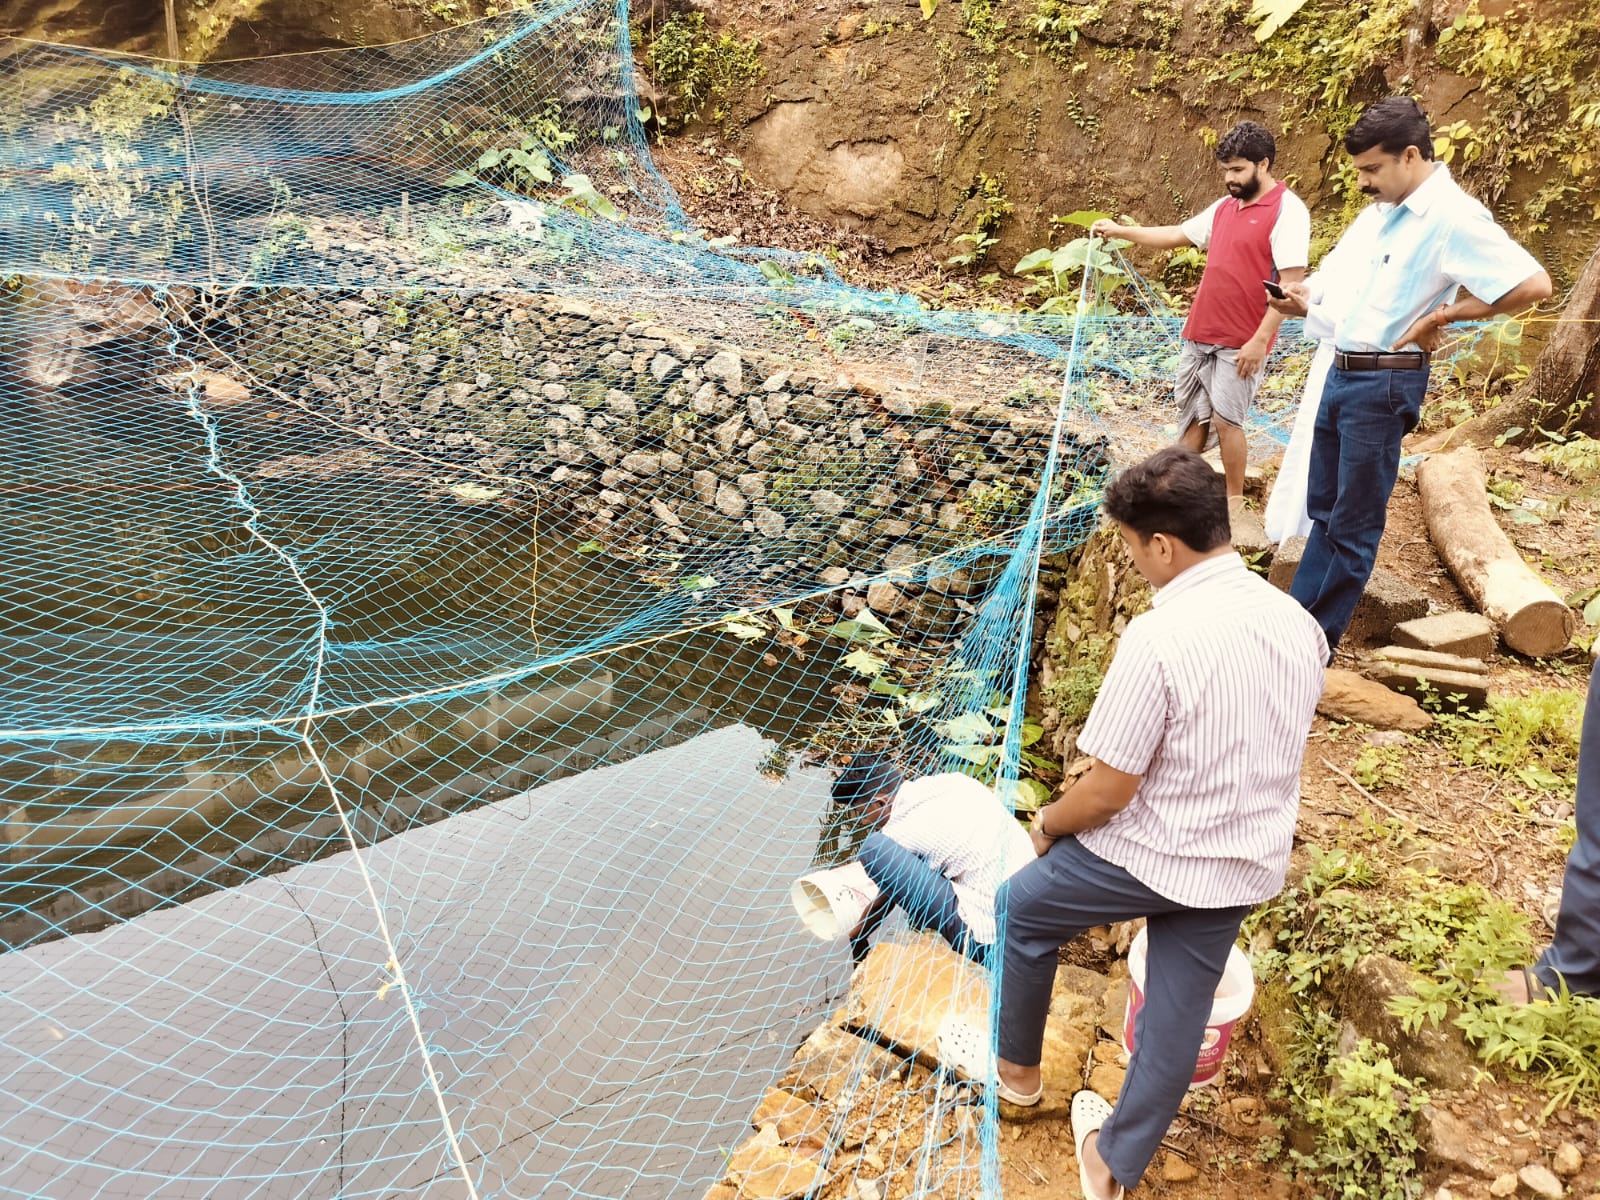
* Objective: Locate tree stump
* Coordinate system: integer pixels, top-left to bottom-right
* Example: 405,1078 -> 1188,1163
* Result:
1415,448 -> 1573,656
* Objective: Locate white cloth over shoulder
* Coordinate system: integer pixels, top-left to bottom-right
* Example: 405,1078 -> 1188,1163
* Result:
880,772 -> 1036,944
1264,340 -> 1334,544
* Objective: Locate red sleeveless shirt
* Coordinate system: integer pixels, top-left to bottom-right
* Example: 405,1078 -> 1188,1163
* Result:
1182,181 -> 1288,350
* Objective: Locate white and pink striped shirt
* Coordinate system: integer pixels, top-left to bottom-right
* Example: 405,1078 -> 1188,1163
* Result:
1076,553 -> 1327,907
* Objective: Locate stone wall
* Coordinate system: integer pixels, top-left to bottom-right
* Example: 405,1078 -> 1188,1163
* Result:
234,287 -> 1104,593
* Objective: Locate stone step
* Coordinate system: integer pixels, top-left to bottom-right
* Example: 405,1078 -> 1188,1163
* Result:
1391,611 -> 1496,659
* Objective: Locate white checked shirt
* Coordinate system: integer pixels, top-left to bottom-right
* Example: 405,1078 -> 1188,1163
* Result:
1076,554 -> 1327,908
881,772 -> 1036,944
1307,163 -> 1542,353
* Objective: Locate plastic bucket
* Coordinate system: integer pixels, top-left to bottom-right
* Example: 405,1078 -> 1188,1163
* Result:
790,861 -> 881,940
1122,927 -> 1255,1088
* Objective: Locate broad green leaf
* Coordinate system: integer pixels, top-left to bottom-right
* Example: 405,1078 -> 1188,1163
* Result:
443,170 -> 478,187
902,690 -> 942,714
477,148 -> 505,170
870,676 -> 908,697
1057,210 -> 1114,228
829,609 -> 894,644
945,743 -> 1004,766
575,539 -> 604,553
1007,777 -> 1053,813
1014,247 -> 1055,274
920,0 -> 939,16
773,607 -> 796,630
682,574 -> 717,592
1584,592 -> 1600,627
1020,719 -> 1045,747
843,647 -> 889,677
936,711 -> 996,742
1249,0 -> 1312,41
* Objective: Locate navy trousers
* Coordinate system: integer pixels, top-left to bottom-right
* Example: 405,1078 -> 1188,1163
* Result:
853,831 -> 980,963
1535,658 -> 1600,997
1289,364 -> 1429,653
997,836 -> 1250,1190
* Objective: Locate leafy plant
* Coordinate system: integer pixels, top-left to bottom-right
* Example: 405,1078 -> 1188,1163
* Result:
648,12 -> 763,128
1014,235 -> 1130,315
1351,743 -> 1407,791
946,173 -> 1014,269
43,68 -> 189,272
1288,1039 -> 1429,1200
1429,688 -> 1583,794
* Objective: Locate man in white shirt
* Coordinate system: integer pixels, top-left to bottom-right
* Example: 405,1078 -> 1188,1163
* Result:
1091,122 -> 1310,516
939,447 -> 1326,1200
1269,96 -> 1552,654
832,754 -> 1035,965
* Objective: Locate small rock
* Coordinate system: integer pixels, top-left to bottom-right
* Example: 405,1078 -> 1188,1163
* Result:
1087,1060 -> 1125,1102
1519,1164 -> 1565,1200
693,470 -> 719,506
705,348 -> 744,394
1553,1142 -> 1583,1177
650,351 -> 681,380
819,567 -> 850,587
755,508 -> 786,537
1160,1153 -> 1199,1183
1318,669 -> 1432,732
811,490 -> 848,518
1489,1173 -> 1518,1197
715,484 -> 749,519
866,580 -> 909,616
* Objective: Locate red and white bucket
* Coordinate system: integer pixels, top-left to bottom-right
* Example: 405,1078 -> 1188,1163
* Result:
1122,928 -> 1255,1088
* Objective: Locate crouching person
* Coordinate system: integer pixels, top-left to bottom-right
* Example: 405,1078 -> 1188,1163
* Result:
832,753 -> 1035,966
939,447 -> 1326,1199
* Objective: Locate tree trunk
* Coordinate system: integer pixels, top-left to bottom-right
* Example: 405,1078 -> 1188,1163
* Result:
1415,448 -> 1574,657
1423,242 -> 1600,450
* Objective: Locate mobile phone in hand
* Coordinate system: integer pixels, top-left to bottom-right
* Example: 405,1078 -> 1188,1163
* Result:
1262,279 -> 1288,300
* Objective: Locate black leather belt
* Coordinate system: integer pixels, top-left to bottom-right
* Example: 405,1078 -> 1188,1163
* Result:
1334,350 -> 1430,371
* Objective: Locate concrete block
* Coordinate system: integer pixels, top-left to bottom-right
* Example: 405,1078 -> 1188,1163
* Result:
1272,538 -> 1429,644
1364,658 -> 1489,710
1391,611 -> 1496,659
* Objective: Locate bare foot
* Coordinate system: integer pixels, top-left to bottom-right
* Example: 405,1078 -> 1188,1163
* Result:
1080,1130 -> 1121,1200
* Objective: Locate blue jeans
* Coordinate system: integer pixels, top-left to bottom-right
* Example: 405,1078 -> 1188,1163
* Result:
1535,658 -> 1600,997
996,837 -> 1251,1191
1289,364 -> 1429,653
853,831 -> 979,963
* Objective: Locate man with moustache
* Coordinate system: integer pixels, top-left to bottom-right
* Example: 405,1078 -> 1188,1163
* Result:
1268,97 -> 1552,656
1092,121 -> 1309,527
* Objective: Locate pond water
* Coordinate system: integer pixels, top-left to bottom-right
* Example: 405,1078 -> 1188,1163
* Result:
0,724 -> 854,1200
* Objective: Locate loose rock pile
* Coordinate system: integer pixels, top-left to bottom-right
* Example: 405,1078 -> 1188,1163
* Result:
235,288 -> 1104,585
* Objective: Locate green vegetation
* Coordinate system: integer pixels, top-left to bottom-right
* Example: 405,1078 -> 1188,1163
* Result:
946,173 -> 1014,268
1428,687 -> 1583,796
43,69 -> 187,272
647,12 -> 763,129
1290,1038 -> 1430,1200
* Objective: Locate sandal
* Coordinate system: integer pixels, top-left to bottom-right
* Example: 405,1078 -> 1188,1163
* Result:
1071,1090 -> 1125,1200
934,1015 -> 1043,1106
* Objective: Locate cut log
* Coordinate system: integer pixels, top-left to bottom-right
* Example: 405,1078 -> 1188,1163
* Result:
1415,448 -> 1574,657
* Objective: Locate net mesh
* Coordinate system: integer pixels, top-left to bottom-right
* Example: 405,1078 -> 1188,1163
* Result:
0,4 -> 1488,1197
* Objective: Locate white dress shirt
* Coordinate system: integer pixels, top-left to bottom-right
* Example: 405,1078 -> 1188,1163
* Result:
1306,163 -> 1542,353
1076,554 -> 1327,907
880,772 -> 1036,944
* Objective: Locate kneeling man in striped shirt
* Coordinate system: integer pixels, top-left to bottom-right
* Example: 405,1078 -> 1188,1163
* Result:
945,446 -> 1326,1199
